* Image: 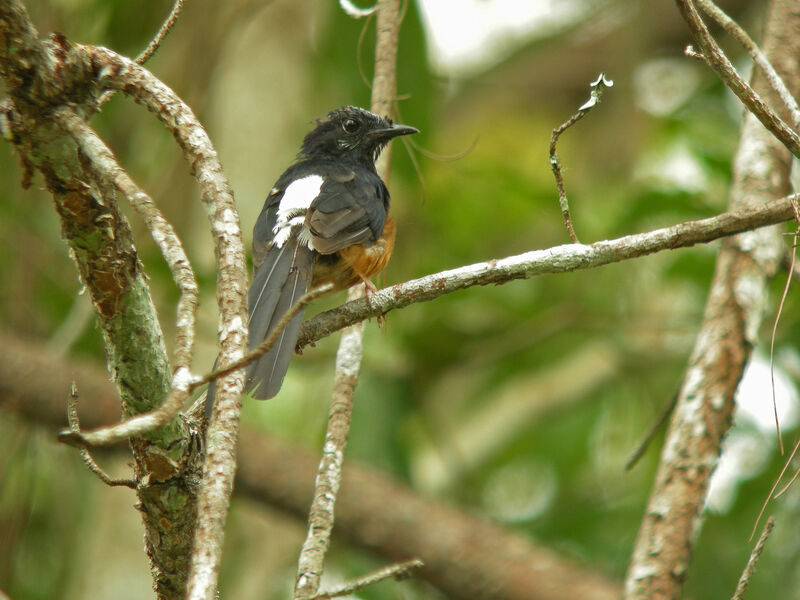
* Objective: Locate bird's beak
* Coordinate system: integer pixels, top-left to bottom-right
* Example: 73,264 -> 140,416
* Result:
369,123 -> 419,140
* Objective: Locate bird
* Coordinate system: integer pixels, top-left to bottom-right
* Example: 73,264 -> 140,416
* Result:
207,106 -> 418,408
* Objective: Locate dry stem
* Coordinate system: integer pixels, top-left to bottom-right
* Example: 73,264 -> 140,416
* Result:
293,0 -> 404,598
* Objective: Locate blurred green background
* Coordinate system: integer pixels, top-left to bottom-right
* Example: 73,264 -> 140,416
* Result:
2,0 -> 800,598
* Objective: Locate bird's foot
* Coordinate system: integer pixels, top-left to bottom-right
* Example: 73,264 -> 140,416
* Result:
361,279 -> 386,327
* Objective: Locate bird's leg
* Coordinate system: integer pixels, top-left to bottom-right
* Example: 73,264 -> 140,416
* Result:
363,278 -> 378,295
360,277 -> 385,327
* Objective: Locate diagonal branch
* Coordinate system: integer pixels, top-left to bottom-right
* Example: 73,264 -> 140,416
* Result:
624,1 -> 800,597
58,107 -> 199,403
731,516 -> 776,600
134,0 -> 184,65
198,284 -> 333,389
60,284 -> 332,449
696,0 -> 800,128
308,558 -> 424,600
297,194 -> 798,351
674,0 -> 800,157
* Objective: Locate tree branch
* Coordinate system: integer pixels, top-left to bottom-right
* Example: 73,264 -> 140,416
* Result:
674,0 -> 800,158
731,516 -> 775,600
0,329 -> 622,600
624,1 -> 800,597
696,0 -> 800,128
293,1 -> 404,597
67,380 -> 137,488
0,5 -> 197,595
98,0 -> 185,107
308,558 -> 424,599
55,106 -> 199,436
297,194 -> 798,350
549,73 -> 614,243
0,6 -> 247,597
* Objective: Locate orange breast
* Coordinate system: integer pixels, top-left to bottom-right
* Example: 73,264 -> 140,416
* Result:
311,217 -> 396,290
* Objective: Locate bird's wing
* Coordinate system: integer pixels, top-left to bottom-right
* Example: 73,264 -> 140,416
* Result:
305,165 -> 389,255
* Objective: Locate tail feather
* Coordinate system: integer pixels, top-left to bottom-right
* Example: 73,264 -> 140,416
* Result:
206,238 -> 313,414
248,241 -> 294,349
247,240 -> 313,398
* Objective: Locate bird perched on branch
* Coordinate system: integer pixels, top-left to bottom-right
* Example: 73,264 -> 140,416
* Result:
208,106 -> 418,408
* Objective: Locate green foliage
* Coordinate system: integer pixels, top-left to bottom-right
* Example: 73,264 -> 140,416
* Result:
3,1 -> 800,599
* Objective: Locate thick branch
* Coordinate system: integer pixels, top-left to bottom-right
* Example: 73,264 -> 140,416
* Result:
298,195 -> 797,350
58,107 -> 199,408
0,330 -> 621,600
1,6 -> 247,598
84,46 -> 249,600
0,5 -> 197,596
624,1 -> 800,598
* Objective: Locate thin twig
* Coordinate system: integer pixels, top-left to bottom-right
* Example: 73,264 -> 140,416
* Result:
774,457 -> 800,498
134,0 -> 184,65
355,11 -> 374,91
309,558 -> 424,600
624,389 -> 679,471
57,283 -> 328,449
768,198 -> 799,454
751,433 -> 800,540
696,0 -> 800,128
293,1 -> 403,598
67,381 -> 137,488
674,0 -> 800,158
783,248 -> 800,282
549,73 -> 614,243
98,0 -> 184,107
732,516 -> 775,600
198,283 -> 333,388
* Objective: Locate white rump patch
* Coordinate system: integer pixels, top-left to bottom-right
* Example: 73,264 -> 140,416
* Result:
273,175 -> 323,248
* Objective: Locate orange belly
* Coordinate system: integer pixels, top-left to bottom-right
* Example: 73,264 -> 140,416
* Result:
311,217 -> 396,290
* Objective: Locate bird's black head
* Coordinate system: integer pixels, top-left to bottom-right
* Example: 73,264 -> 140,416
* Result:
299,106 -> 418,165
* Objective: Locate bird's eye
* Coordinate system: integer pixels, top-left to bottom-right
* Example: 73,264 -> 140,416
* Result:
342,118 -> 360,133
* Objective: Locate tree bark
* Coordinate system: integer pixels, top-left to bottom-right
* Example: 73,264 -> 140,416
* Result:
624,1 -> 800,597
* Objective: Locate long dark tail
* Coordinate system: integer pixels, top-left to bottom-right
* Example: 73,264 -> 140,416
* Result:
206,238 -> 313,414
247,238 -> 313,398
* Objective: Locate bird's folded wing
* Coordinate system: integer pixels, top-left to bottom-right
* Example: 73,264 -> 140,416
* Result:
305,167 -> 388,254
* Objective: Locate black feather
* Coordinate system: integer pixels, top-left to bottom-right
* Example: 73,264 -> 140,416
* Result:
246,239 -> 313,399
205,106 -> 416,414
